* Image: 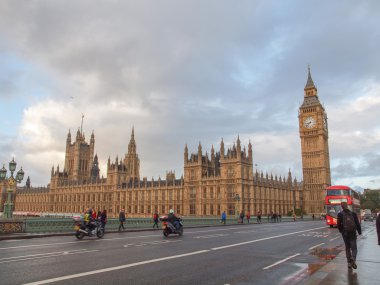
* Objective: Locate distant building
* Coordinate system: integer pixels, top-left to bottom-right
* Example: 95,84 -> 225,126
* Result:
14,69 -> 330,217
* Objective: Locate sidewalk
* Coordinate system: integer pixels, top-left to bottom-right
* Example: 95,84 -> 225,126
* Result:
301,225 -> 380,285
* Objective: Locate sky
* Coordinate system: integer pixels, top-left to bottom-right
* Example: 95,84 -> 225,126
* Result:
0,1 -> 379,190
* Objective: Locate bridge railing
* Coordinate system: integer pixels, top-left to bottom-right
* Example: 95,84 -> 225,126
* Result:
0,216 -> 315,234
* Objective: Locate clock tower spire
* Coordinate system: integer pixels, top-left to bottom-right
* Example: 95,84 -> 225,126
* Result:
299,67 -> 331,215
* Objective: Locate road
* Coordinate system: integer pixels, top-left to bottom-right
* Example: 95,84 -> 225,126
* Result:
0,220 -> 373,285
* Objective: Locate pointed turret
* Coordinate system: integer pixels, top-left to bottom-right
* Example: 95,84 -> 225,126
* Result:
66,130 -> 71,145
304,65 -> 316,90
76,128 -> 81,142
220,138 -> 225,159
184,144 -> 188,165
90,130 -> 95,145
128,127 -> 136,154
211,145 -> 215,162
198,142 -> 202,163
26,176 -> 31,188
248,140 -> 253,162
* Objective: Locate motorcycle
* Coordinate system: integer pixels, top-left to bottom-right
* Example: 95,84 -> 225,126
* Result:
74,220 -> 104,239
160,215 -> 183,237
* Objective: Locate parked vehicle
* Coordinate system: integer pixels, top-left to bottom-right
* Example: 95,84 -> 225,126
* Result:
74,220 -> 104,239
363,213 -> 374,222
160,215 -> 183,237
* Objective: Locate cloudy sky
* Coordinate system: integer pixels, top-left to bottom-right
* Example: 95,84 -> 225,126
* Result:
0,1 -> 379,190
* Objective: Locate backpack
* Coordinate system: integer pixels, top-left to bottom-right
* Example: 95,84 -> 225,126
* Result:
343,211 -> 357,233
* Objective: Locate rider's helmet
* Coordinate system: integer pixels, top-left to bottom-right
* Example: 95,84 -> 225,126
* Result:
169,209 -> 174,214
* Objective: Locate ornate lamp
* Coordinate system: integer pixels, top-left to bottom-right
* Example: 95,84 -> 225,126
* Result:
16,167 -> 24,182
1,158 -> 25,218
0,165 -> 6,180
9,158 -> 16,173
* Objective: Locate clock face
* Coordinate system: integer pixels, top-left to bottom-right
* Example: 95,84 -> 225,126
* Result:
304,116 -> 316,129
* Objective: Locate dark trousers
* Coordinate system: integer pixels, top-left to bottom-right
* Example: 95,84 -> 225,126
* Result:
119,221 -> 125,231
342,233 -> 358,262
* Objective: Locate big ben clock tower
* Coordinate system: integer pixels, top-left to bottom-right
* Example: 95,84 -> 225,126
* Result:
299,67 -> 331,215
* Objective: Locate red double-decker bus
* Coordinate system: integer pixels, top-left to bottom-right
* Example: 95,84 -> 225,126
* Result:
325,185 -> 361,227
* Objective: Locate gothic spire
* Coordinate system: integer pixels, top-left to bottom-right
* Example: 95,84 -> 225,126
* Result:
304,65 -> 316,90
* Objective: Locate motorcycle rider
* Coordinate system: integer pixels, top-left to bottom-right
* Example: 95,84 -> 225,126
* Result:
84,208 -> 96,234
168,209 -> 180,231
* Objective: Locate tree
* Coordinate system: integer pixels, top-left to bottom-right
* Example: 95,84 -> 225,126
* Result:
361,190 -> 380,211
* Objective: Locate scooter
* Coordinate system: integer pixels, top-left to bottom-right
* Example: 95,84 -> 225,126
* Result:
160,216 -> 183,237
74,220 -> 104,239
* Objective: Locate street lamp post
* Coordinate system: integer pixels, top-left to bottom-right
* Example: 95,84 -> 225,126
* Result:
0,158 -> 25,218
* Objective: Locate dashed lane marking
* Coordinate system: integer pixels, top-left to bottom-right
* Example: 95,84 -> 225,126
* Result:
309,243 -> 325,250
263,253 -> 301,270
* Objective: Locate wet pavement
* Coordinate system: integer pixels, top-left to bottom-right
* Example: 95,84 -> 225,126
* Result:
1,222 -> 379,284
301,223 -> 380,285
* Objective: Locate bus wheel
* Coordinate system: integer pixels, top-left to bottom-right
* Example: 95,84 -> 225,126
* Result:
329,225 -> 333,228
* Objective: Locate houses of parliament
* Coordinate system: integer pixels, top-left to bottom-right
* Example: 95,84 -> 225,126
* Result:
9,69 -> 331,217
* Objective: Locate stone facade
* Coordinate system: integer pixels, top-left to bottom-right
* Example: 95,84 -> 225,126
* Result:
14,70 -> 330,218
298,67 -> 331,215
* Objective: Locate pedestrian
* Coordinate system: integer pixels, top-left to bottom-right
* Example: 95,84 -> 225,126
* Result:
92,209 -> 97,220
278,213 -> 282,222
119,208 -> 126,231
246,211 -> 251,224
312,214 -> 315,220
239,211 -> 244,224
99,209 -> 107,231
221,211 -> 227,225
257,210 -> 262,224
337,202 -> 361,269
292,213 -> 296,222
153,212 -> 159,229
376,212 -> 380,246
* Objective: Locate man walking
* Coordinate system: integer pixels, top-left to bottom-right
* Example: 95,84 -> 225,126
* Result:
153,212 -> 159,229
221,211 -> 226,225
246,211 -> 251,224
337,202 -> 361,269
119,208 -> 126,231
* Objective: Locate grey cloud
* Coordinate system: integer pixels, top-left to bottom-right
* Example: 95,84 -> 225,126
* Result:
0,1 -> 379,187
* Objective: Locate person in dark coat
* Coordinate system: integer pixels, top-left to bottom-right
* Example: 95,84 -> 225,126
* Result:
376,212 -> 380,246
118,209 -> 126,231
337,202 -> 361,269
99,209 -> 107,230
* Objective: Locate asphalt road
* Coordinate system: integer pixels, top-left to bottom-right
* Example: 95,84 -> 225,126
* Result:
0,220 -> 373,285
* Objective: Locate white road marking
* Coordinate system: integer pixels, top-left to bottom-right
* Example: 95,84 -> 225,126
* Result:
124,240 -> 182,248
263,253 -> 301,270
0,249 -> 99,264
0,241 -> 89,250
236,230 -> 256,234
23,250 -> 210,285
21,226 -> 325,284
186,227 -> 242,234
193,234 -> 227,239
0,249 -> 88,261
308,243 -> 325,250
329,236 -> 340,241
211,226 -> 326,250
